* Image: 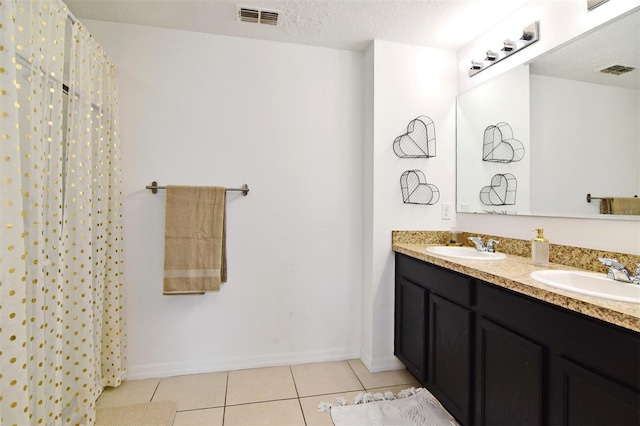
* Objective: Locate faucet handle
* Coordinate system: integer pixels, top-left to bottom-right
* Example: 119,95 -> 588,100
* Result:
599,258 -> 634,282
633,265 -> 640,285
598,258 -> 617,280
486,239 -> 500,252
468,236 -> 486,251
598,257 -> 619,268
599,258 -> 630,271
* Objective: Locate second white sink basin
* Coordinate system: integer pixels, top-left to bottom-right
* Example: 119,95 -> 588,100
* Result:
426,246 -> 506,261
530,270 -> 640,304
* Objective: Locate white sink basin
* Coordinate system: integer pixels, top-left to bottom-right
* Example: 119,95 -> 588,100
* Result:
529,270 -> 640,304
425,246 -> 506,261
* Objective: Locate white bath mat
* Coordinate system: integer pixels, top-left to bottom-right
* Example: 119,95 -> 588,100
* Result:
319,387 -> 459,426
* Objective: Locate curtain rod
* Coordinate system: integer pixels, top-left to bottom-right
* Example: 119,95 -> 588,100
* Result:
66,4 -> 78,24
146,182 -> 250,196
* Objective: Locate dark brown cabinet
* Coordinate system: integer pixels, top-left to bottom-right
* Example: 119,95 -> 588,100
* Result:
394,276 -> 428,383
430,294 -> 472,424
550,356 -> 640,425
476,318 -> 543,425
394,252 -> 640,425
395,253 -> 474,424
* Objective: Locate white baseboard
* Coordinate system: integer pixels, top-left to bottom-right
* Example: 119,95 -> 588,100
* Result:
125,347 -> 361,380
359,352 -> 405,373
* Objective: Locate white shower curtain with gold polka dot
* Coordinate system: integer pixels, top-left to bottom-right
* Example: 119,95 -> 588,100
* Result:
0,1 -> 126,424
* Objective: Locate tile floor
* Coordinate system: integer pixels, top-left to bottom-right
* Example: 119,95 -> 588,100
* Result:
96,359 -> 420,425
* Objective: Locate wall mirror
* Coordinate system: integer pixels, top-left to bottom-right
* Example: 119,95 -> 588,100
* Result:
457,8 -> 639,219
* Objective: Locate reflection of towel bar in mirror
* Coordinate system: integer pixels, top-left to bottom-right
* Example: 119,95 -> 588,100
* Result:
146,181 -> 249,196
587,194 -> 638,203
587,194 -> 640,216
586,194 -> 612,203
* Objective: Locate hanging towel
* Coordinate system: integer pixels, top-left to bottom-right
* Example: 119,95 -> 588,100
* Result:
163,186 -> 226,294
599,198 -> 613,214
610,197 -> 640,215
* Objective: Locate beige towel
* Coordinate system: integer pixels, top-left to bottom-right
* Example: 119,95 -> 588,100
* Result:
599,198 -> 613,214
163,186 -> 226,294
610,197 -> 640,215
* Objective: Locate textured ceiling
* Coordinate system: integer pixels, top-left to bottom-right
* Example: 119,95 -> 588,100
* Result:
531,9 -> 640,89
65,0 -> 530,51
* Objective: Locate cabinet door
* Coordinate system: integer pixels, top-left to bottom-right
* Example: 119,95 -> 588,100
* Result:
394,276 -> 428,383
550,356 -> 640,425
429,294 -> 472,425
476,318 -> 544,425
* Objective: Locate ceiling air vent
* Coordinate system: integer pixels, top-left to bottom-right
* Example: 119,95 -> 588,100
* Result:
599,65 -> 635,75
237,5 -> 280,26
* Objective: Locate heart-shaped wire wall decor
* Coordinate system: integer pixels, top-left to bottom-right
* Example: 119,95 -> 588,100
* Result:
393,116 -> 436,158
482,122 -> 524,163
479,173 -> 517,205
400,170 -> 440,205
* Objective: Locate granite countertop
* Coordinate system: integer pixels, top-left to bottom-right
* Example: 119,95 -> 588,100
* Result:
393,243 -> 640,333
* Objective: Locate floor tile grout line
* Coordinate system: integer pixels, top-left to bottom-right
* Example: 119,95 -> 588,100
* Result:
298,387 -> 365,400
288,364 -> 309,424
365,383 -> 421,393
149,379 -> 161,403
175,406 -> 224,413
345,360 -> 367,391
289,365 -> 300,399
225,396 -> 302,408
222,371 -> 229,425
296,381 -> 420,401
296,397 -> 308,426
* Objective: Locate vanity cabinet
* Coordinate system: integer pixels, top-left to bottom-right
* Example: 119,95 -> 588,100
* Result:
395,253 -> 474,424
394,252 -> 640,425
477,280 -> 640,425
476,317 -> 543,425
429,294 -> 473,424
394,276 -> 428,383
549,356 -> 640,425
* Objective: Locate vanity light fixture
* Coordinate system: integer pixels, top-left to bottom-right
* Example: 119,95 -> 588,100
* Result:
471,60 -> 483,70
469,21 -> 540,77
485,50 -> 499,61
502,39 -> 516,52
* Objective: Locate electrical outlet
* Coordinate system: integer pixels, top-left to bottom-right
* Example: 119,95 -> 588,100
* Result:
441,203 -> 451,220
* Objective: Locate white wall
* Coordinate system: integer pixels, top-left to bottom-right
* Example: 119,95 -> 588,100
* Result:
362,41 -> 457,372
82,0 -> 640,380
457,0 -> 640,254
84,20 -> 364,379
530,74 -> 639,215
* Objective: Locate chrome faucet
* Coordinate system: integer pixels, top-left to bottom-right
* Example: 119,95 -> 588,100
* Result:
487,239 -> 500,253
598,258 -> 640,285
468,237 -> 500,253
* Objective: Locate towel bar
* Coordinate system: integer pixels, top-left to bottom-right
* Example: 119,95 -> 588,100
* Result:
146,181 -> 249,196
586,194 -> 612,203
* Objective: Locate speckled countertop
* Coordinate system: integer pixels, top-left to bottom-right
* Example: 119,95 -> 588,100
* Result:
392,233 -> 640,333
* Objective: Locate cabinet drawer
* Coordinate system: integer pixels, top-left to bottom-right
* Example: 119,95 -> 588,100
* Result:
396,253 -> 473,307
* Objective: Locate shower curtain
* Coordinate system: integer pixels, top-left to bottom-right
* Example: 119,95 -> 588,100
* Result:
0,1 -> 126,424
